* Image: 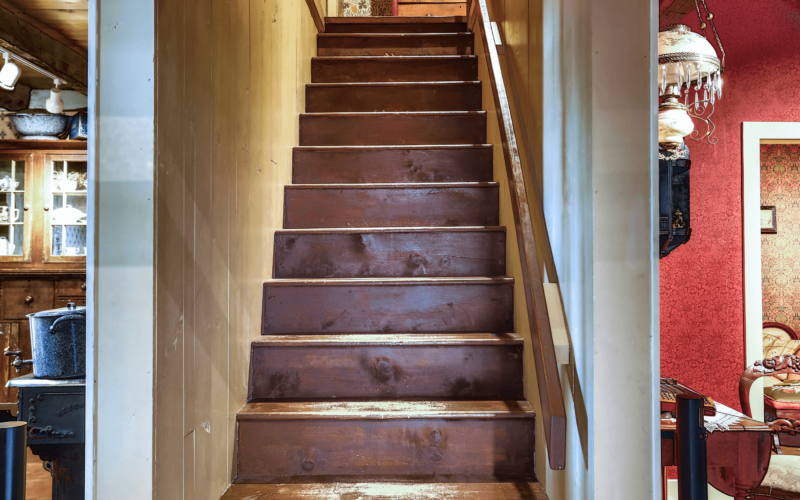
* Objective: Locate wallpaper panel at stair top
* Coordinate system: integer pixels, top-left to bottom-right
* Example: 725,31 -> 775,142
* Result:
762,144 -> 800,332
341,0 -> 391,16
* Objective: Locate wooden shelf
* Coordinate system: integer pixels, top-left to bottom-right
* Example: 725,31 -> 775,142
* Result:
0,140 -> 87,151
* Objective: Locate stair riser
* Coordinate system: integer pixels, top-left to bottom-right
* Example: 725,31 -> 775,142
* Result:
317,35 -> 474,56
306,84 -> 482,113
235,417 -> 535,482
262,282 -> 514,334
284,186 -> 499,228
300,114 -> 486,146
292,147 -> 493,184
273,230 -> 506,278
312,58 -> 478,83
249,344 -> 523,400
324,22 -> 468,34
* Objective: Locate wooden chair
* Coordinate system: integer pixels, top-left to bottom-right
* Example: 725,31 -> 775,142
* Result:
740,354 -> 800,499
761,323 -> 800,449
764,322 -> 799,341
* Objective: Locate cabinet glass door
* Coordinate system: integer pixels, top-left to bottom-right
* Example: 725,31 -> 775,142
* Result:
45,156 -> 87,262
0,155 -> 32,262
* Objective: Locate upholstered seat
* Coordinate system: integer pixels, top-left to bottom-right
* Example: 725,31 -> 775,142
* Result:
740,354 -> 800,499
762,329 -> 800,448
752,455 -> 800,499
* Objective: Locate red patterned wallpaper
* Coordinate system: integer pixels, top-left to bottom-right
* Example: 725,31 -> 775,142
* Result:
762,144 -> 800,332
660,1 -> 800,410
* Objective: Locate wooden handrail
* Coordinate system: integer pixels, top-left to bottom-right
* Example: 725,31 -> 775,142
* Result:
305,0 -> 326,33
471,0 -> 567,470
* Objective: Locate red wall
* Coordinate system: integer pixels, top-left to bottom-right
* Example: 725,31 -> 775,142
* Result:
660,1 -> 800,410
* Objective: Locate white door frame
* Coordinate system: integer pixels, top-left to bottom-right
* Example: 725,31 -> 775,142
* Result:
742,122 -> 800,420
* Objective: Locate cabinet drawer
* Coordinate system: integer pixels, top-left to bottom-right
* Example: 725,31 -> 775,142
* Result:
2,280 -> 55,320
56,279 -> 87,297
55,297 -> 86,308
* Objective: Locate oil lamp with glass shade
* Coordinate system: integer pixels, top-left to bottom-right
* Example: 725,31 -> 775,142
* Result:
657,1 -> 725,160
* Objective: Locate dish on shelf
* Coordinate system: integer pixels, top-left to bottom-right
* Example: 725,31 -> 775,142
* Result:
0,176 -> 19,192
51,205 -> 86,225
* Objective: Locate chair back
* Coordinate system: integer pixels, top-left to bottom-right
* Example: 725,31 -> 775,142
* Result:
740,354 -> 800,417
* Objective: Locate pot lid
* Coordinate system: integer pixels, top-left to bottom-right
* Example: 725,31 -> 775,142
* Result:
28,303 -> 86,318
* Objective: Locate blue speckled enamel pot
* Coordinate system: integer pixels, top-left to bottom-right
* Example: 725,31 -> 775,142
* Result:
27,303 -> 86,379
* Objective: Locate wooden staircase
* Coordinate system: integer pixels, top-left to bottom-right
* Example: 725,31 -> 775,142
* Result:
222,15 -> 546,500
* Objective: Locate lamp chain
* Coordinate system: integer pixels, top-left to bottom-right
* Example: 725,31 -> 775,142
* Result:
694,0 -> 725,69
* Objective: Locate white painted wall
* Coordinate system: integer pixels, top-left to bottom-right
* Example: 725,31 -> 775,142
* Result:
88,0 -> 155,498
542,0 -> 658,498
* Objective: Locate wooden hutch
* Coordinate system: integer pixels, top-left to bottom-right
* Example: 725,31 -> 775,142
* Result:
0,140 -> 87,414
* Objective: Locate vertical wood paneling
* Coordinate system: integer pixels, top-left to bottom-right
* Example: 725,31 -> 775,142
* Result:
156,0 -> 318,498
155,0 -> 186,497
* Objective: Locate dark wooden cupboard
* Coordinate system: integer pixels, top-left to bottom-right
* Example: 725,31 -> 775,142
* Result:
0,141 -> 87,412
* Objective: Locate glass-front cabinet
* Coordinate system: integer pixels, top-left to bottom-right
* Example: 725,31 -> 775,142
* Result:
0,148 -> 86,272
0,143 -> 87,417
46,156 -> 88,261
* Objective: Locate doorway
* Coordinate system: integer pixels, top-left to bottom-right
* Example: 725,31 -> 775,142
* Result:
742,123 -> 800,420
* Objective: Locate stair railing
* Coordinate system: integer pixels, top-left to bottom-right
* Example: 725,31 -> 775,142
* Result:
468,0 -> 568,470
305,0 -> 325,33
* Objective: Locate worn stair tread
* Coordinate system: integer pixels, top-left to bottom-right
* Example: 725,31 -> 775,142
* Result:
325,16 -> 468,24
294,144 -> 490,149
306,81 -> 480,87
221,481 -> 548,499
275,226 -> 505,234
287,181 -> 496,189
314,55 -> 476,60
301,111 -> 486,117
237,400 -> 535,419
318,33 -> 473,37
251,332 -> 523,346
264,277 -> 513,286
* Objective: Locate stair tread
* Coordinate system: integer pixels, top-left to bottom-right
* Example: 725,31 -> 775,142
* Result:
301,111 -> 486,116
221,481 -> 547,499
325,16 -> 468,24
265,277 -> 513,285
276,226 -> 505,233
313,55 -> 477,60
307,81 -> 480,86
318,32 -> 473,38
294,144 -> 490,149
238,400 -> 535,419
251,332 -> 523,346
287,182 -> 496,189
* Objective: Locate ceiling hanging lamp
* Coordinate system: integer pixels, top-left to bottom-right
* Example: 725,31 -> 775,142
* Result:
658,0 -> 725,160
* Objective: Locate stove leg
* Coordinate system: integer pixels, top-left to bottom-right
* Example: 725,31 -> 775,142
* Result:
30,443 -> 85,500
